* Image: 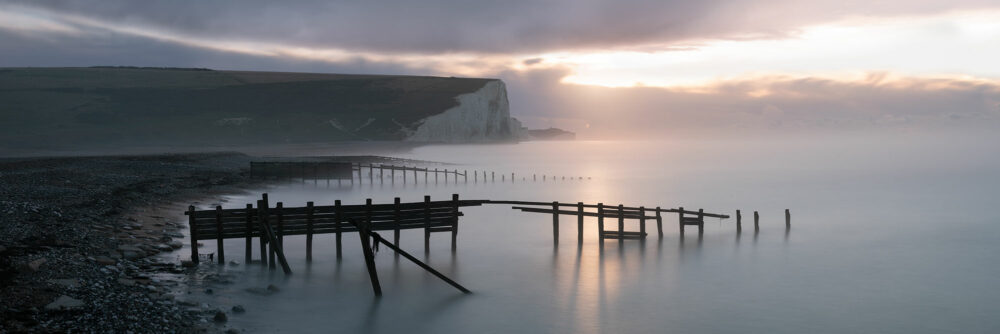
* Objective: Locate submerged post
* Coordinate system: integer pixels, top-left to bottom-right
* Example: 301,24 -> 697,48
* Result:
215,206 -> 225,264
617,204 -> 624,240
335,200 -> 343,259
678,206 -> 685,236
577,202 -> 584,243
552,201 -> 559,245
639,206 -> 646,237
424,195 -> 431,252
394,197 -> 401,248
754,211 -> 760,232
245,203 -> 253,263
306,201 -> 314,261
736,210 -> 742,234
188,205 -> 198,264
451,194 -> 459,251
698,208 -> 705,235
597,203 -> 605,240
785,209 -> 791,229
655,206 -> 663,237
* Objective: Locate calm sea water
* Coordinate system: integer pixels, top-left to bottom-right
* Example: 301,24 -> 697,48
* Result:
168,133 -> 1000,333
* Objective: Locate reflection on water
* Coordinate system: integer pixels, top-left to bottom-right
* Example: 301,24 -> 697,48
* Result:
162,135 -> 1000,333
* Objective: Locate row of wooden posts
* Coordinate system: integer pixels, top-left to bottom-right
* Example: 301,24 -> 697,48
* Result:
249,161 -> 590,186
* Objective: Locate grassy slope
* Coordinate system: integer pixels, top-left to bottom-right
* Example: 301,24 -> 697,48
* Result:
0,67 -> 492,149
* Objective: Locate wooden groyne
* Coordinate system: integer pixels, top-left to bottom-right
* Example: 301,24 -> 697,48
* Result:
249,161 -> 592,185
186,194 -> 789,295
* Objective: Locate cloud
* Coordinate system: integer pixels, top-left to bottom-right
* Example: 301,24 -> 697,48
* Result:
3,0 -> 998,55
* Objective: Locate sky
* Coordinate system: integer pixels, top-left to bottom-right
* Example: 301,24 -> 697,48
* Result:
1,0 -> 999,138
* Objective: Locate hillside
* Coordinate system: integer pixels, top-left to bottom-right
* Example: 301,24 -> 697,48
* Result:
0,67 -> 521,151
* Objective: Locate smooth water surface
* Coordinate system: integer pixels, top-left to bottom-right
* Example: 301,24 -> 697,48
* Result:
168,133 -> 1000,333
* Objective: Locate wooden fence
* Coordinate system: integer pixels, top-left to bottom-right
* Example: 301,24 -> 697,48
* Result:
185,193 -> 486,273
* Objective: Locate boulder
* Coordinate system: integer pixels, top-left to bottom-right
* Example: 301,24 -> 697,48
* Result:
44,295 -> 84,311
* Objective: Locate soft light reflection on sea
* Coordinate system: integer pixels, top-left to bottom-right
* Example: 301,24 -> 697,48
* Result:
166,134 -> 1000,333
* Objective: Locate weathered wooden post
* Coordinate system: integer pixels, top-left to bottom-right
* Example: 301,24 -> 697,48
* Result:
188,205 -> 199,264
451,194 -> 460,251
215,206 -> 225,264
394,197 -> 401,248
597,203 -> 605,240
543,175 -> 546,182
414,169 -> 418,184
403,166 -> 407,183
474,170 -> 478,183
424,195 -> 432,252
424,168 -> 428,183
639,206 -> 646,237
577,202 -> 584,243
435,168 -> 439,184
736,210 -> 742,234
335,200 -> 343,259
306,201 -> 315,261
245,203 -> 253,263
492,171 -> 495,182
502,174 -> 505,182
754,211 -> 760,232
678,206 -> 685,236
655,207 -> 663,237
464,170 -> 468,182
276,202 -> 285,249
392,166 -> 396,184
697,208 -> 705,235
369,165 -> 374,184
617,204 -> 625,240
552,201 -> 559,245
256,200 -> 267,266
785,209 -> 791,229
534,174 -> 537,181
511,173 -> 515,183
358,200 -> 382,296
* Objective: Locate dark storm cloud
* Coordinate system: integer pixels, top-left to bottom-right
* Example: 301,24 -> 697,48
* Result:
3,0 -> 997,54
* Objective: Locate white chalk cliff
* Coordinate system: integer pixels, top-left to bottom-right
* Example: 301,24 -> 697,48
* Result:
406,80 -> 524,143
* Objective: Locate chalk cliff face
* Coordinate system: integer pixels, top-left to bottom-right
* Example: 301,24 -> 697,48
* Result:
406,80 -> 524,143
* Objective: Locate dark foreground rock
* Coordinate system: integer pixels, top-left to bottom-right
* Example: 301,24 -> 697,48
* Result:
0,152 -> 256,333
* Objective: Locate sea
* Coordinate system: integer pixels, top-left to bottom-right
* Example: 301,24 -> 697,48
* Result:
164,132 -> 1000,333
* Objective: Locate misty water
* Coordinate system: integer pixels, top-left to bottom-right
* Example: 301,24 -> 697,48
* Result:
166,133 -> 1000,333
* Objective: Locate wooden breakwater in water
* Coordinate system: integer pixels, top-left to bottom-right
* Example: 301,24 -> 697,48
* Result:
249,161 -> 592,185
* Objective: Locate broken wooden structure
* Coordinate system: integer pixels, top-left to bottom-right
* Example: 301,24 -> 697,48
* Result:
185,193 -> 486,271
490,201 -> 730,244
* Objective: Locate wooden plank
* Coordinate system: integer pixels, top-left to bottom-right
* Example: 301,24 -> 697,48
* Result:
394,197 -> 401,248
357,216 -> 381,296
424,195 -> 431,252
362,226 -> 470,294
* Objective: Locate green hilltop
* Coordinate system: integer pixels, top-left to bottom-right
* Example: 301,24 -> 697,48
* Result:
0,67 -> 495,150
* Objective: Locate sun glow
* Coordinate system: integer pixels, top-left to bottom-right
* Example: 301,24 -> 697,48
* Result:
547,10 -> 1000,88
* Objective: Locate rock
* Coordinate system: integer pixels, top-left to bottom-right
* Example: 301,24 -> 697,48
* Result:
228,260 -> 240,266
204,288 -> 213,295
122,250 -> 144,260
95,256 -> 116,265
44,295 -> 84,311
231,305 -> 245,314
167,241 -> 183,249
117,278 -> 136,286
213,311 -> 228,323
156,244 -> 173,251
49,278 -> 80,288
24,258 -> 47,272
266,284 -> 280,292
180,260 -> 196,268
